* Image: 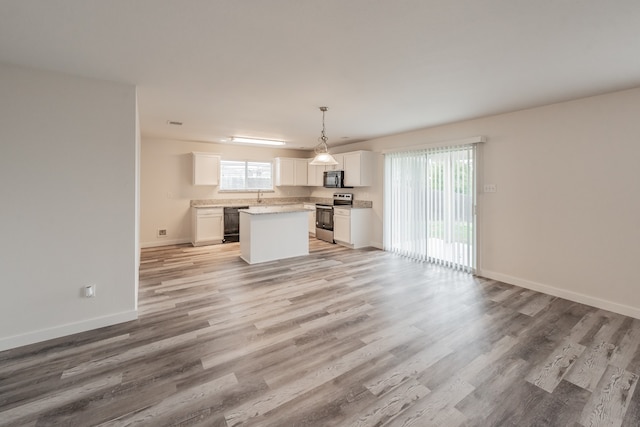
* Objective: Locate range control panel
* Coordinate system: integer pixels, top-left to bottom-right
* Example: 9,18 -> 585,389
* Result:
333,193 -> 353,206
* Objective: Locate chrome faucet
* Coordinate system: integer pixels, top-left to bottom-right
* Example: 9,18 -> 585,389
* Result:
257,189 -> 263,204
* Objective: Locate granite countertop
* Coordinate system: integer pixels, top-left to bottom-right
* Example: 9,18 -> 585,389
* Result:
238,206 -> 310,215
191,197 -> 373,209
191,197 -> 312,208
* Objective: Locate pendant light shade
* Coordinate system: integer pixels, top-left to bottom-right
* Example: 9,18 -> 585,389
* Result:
310,107 -> 339,166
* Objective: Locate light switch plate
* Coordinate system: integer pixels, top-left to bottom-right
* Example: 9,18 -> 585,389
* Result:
84,285 -> 96,298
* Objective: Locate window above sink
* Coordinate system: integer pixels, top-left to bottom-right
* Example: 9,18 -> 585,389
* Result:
219,160 -> 273,191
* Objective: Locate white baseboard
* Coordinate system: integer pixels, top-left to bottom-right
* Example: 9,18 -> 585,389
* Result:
0,310 -> 138,352
478,269 -> 640,320
141,238 -> 190,248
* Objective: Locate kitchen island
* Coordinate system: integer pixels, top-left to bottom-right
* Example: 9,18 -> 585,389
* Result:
239,206 -> 310,264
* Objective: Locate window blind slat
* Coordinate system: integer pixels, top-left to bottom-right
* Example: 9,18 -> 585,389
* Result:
384,144 -> 476,272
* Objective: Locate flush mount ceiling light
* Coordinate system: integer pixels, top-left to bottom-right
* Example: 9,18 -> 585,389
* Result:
310,107 -> 339,166
230,136 -> 286,146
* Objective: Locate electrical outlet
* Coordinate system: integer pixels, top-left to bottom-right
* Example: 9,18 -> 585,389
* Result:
483,184 -> 497,193
157,229 -> 167,237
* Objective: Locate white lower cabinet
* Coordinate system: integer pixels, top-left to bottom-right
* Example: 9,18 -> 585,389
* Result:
333,207 -> 371,249
304,204 -> 316,235
333,210 -> 350,243
191,207 -> 223,246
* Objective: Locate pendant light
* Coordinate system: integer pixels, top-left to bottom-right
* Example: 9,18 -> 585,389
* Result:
310,107 -> 339,166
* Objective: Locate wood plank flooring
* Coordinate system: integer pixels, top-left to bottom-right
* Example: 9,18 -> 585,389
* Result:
1,239 -> 640,426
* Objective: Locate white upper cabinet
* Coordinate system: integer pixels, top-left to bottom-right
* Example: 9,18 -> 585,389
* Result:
307,160 -> 325,187
275,157 -> 308,186
192,152 -> 220,186
294,158 -> 308,186
275,157 -> 294,186
305,151 -> 376,187
343,151 -> 375,187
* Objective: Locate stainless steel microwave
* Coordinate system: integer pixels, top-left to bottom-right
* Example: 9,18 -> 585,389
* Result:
323,170 -> 345,188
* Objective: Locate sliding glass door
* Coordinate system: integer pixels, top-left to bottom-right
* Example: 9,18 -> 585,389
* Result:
384,144 -> 476,272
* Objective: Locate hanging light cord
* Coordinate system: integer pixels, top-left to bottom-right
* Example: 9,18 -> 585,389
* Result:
316,106 -> 329,154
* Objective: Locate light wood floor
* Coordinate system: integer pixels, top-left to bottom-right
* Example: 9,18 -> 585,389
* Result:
1,239 -> 640,426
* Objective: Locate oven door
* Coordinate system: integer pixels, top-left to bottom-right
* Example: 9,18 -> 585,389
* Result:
315,205 -> 335,243
316,205 -> 334,230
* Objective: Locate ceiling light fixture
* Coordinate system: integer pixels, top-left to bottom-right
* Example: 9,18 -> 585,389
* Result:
310,107 -> 338,166
230,136 -> 286,146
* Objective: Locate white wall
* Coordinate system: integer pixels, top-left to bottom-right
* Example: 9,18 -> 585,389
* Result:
317,87 -> 640,319
140,138 -> 312,247
0,63 -> 138,351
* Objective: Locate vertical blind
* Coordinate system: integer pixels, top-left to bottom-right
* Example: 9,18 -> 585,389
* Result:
384,144 -> 477,272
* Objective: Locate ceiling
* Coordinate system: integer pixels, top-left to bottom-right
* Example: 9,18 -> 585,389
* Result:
1,1 -> 639,150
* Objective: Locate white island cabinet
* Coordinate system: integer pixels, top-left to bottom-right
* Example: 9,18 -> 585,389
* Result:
239,206 -> 309,264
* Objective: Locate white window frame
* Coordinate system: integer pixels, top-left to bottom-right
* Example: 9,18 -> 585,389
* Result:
219,160 -> 274,192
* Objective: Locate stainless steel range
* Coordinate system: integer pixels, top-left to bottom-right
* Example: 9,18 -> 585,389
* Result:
315,193 -> 353,243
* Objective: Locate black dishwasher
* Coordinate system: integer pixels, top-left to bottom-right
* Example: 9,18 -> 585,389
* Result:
223,206 -> 249,242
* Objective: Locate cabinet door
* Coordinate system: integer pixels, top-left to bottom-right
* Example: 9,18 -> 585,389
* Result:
193,153 -> 220,185
307,161 -> 325,186
343,151 -> 374,187
294,159 -> 308,186
275,158 -> 295,186
193,209 -> 224,246
307,161 -> 317,186
343,153 -> 361,187
333,214 -> 351,243
198,215 -> 223,242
